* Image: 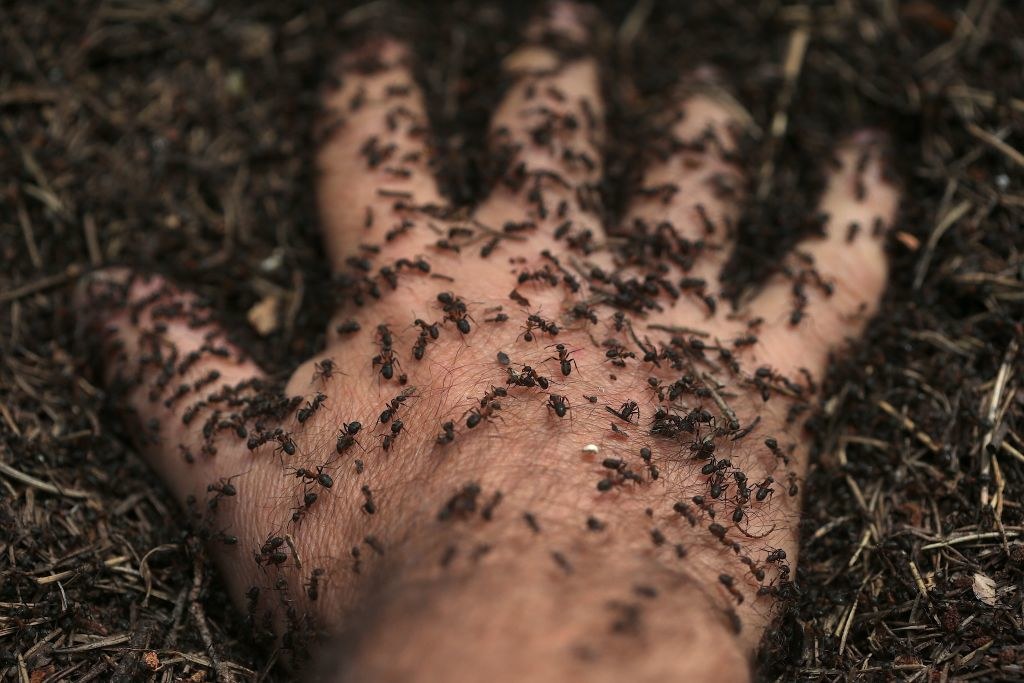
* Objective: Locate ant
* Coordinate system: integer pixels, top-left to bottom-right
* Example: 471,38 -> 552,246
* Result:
206,474 -> 240,509
336,421 -> 363,454
336,319 -> 361,334
700,456 -> 731,476
738,555 -> 766,582
379,387 -> 416,424
754,477 -> 774,502
312,358 -> 339,382
437,420 -> 456,444
465,402 -> 500,429
275,432 -> 296,457
412,318 -> 440,360
546,394 -> 569,418
519,313 -> 559,342
673,501 -> 699,526
372,324 -> 400,381
718,574 -> 744,604
297,392 -> 327,423
306,567 -> 325,601
291,490 -> 320,522
361,485 -> 377,514
437,291 -> 473,334
606,400 -> 640,424
546,343 -> 579,377
287,464 -> 333,489
255,535 -> 288,567
786,472 -> 799,497
381,419 -> 404,451
506,365 -> 549,390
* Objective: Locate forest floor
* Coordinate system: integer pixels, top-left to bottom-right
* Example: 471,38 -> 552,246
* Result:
1,1 -> 1022,681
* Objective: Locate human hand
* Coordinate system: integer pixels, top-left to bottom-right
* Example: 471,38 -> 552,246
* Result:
79,3 -> 897,680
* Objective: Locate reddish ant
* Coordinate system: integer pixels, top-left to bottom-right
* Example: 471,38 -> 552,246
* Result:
719,574 -> 744,604
519,313 -> 559,342
287,464 -> 333,489
437,292 -> 473,334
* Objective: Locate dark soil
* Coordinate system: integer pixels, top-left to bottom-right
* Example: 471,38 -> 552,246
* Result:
2,0 -> 1022,680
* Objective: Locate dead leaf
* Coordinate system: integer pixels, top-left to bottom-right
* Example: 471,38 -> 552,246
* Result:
247,295 -> 280,336
972,572 -> 997,606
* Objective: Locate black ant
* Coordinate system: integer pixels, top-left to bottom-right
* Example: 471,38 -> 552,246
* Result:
381,419 -> 404,451
606,400 -> 640,424
546,343 -> 579,376
297,392 -> 327,423
207,474 -> 240,509
700,456 -> 731,476
361,485 -> 376,514
465,403 -> 499,429
412,319 -> 440,360
337,319 -> 361,334
336,421 -> 363,454
546,394 -> 569,418
379,387 -> 416,424
673,501 -> 699,526
291,490 -> 320,522
313,358 -> 339,382
306,567 -> 325,601
437,420 -> 456,444
275,432 -> 296,457
718,574 -> 744,604
372,324 -> 400,381
754,477 -> 774,502
255,535 -> 288,567
506,365 -> 549,390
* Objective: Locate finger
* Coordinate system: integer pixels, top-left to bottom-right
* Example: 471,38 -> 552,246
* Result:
76,269 -> 269,507
753,131 -> 899,368
317,38 -> 444,272
475,1 -> 607,255
620,76 -> 749,284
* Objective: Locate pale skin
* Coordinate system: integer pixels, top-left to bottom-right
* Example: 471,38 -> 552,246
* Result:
79,3 -> 899,681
